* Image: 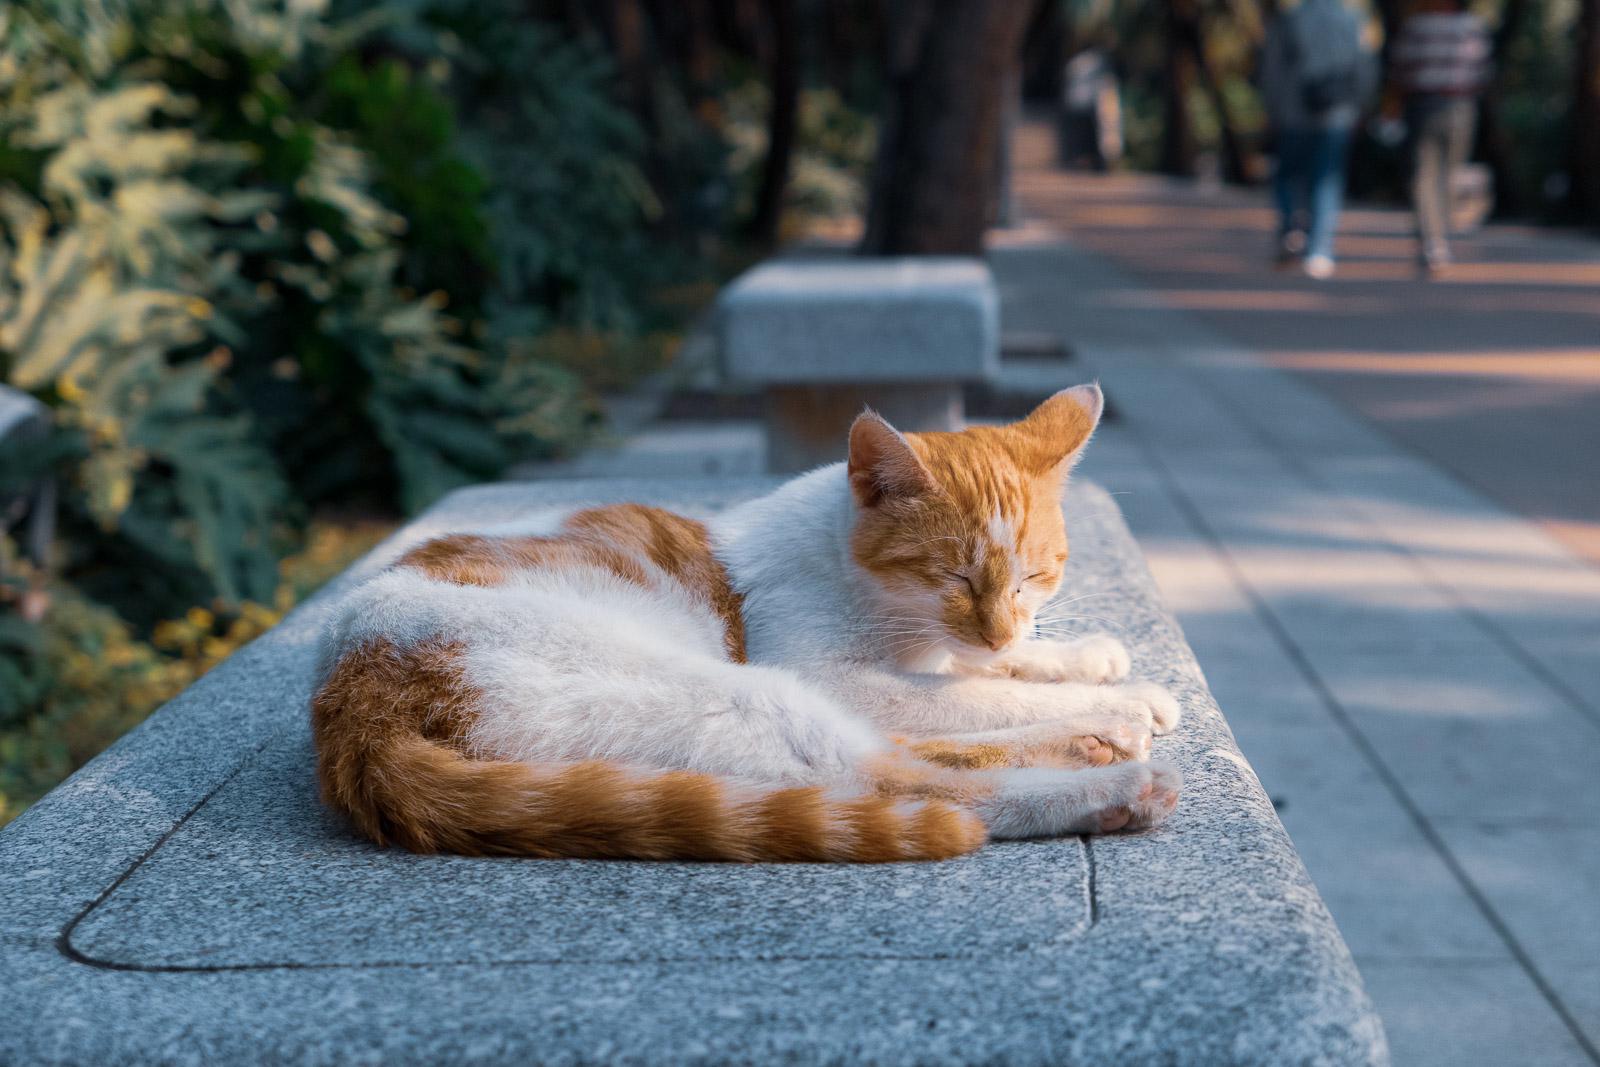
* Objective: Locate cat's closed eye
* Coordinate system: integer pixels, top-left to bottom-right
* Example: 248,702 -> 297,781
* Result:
946,571 -> 978,597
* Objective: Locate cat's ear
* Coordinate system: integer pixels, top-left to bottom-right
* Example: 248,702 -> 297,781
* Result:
848,411 -> 935,508
1016,383 -> 1103,476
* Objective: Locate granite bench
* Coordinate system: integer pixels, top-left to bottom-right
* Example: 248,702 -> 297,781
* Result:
717,257 -> 999,472
0,478 -> 1388,1066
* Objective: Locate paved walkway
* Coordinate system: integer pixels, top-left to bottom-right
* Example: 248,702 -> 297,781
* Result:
1011,129 -> 1600,565
521,135 -> 1600,1066
1002,126 -> 1600,1067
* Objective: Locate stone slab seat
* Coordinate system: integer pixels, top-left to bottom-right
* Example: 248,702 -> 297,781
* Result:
0,478 -> 1388,1067
717,257 -> 1000,473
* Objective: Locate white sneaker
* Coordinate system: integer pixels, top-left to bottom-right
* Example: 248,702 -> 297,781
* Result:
1303,254 -> 1335,280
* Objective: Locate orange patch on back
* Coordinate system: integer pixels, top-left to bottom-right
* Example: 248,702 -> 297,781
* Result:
563,505 -> 747,662
396,504 -> 746,662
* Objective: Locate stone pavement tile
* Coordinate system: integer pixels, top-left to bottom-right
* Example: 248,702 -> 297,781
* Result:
1548,962 -> 1600,1054
1429,820 -> 1600,1050
1432,819 -> 1600,968
1304,649 -> 1600,824
1177,352 -> 1402,460
1231,720 -> 1507,963
1194,540 -> 1491,655
1194,657 -> 1342,733
1089,427 -> 1503,656
1308,453 -> 1600,715
1358,960 -> 1594,1067
1311,453 -> 1590,571
1088,366 -> 1273,454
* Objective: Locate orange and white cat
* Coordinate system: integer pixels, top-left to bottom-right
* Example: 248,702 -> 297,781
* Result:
312,384 -> 1181,862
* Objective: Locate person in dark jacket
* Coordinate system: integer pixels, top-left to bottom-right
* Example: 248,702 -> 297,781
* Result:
1259,0 -> 1378,279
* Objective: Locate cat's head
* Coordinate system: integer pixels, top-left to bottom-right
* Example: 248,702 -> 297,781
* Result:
846,384 -> 1103,669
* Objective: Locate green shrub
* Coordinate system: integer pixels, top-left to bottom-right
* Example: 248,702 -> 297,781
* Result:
0,0 -> 689,822
0,0 -> 669,624
0,520 -> 390,826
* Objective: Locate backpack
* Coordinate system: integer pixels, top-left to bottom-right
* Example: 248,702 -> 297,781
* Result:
1286,1 -> 1364,115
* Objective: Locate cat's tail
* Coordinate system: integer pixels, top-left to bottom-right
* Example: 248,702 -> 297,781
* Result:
316,735 -> 986,862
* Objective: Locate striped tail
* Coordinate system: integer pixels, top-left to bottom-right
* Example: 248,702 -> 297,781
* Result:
316,736 -> 985,862
311,636 -> 984,862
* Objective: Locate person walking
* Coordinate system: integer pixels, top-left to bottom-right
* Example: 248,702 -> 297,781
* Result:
1389,0 -> 1491,274
1260,0 -> 1377,279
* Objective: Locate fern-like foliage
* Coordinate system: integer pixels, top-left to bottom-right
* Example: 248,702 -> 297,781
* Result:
0,0 -> 640,616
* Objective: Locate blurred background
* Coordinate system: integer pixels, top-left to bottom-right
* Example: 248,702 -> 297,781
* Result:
0,0 -> 1596,823
3,3 -> 1599,1061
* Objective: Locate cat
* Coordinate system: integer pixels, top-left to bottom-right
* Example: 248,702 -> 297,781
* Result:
312,383 -> 1181,863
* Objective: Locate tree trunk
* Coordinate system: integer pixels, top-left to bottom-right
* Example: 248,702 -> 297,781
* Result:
861,0 -> 1040,255
604,0 -> 653,125
1477,0 -> 1533,216
991,63 -> 1022,226
1572,0 -> 1600,223
751,0 -> 800,246
1021,0 -> 1068,104
1185,5 -> 1250,184
820,0 -> 885,105
1160,0 -> 1200,177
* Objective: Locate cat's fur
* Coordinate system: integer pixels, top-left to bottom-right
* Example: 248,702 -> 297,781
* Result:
312,384 -> 1181,862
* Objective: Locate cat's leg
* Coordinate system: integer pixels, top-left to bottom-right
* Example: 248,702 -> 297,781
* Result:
896,719 -> 1148,769
866,754 -> 1182,837
965,634 -> 1132,685
978,763 -> 1182,837
808,664 -> 1180,740
469,640 -> 894,785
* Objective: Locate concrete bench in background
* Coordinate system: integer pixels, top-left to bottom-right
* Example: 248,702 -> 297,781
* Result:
718,257 -> 999,472
0,477 -> 1386,1065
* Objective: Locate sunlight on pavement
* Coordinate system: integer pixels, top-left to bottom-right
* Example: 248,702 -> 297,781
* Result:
1268,351 -> 1600,381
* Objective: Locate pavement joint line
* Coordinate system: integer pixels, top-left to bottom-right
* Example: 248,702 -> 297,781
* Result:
1116,403 -> 1600,1067
1001,212 -> 1600,727
55,730 -> 280,972
1156,338 -> 1600,737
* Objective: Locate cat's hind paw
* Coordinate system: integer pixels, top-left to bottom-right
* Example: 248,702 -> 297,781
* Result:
1092,762 -> 1182,833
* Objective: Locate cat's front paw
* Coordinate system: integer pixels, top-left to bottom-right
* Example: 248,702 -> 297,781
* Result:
1063,634 -> 1132,685
998,635 -> 1131,685
1103,681 -> 1182,736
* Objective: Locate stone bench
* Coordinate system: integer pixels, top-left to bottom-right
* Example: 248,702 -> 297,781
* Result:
0,478 -> 1387,1066
717,257 -> 999,472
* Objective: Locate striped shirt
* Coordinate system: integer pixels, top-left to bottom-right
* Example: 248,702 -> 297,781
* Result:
1391,12 -> 1491,97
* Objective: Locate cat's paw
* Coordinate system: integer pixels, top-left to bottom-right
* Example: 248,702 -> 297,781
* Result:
1090,762 -> 1182,833
1093,720 -> 1152,762
1056,732 -> 1120,767
1108,681 -> 1181,736
998,635 -> 1131,685
1061,634 -> 1131,685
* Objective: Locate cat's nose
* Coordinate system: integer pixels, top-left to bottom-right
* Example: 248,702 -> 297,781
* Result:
984,637 -> 1005,651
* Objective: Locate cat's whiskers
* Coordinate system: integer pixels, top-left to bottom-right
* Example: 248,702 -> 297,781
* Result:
1036,613 -> 1121,628
1041,592 -> 1111,609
